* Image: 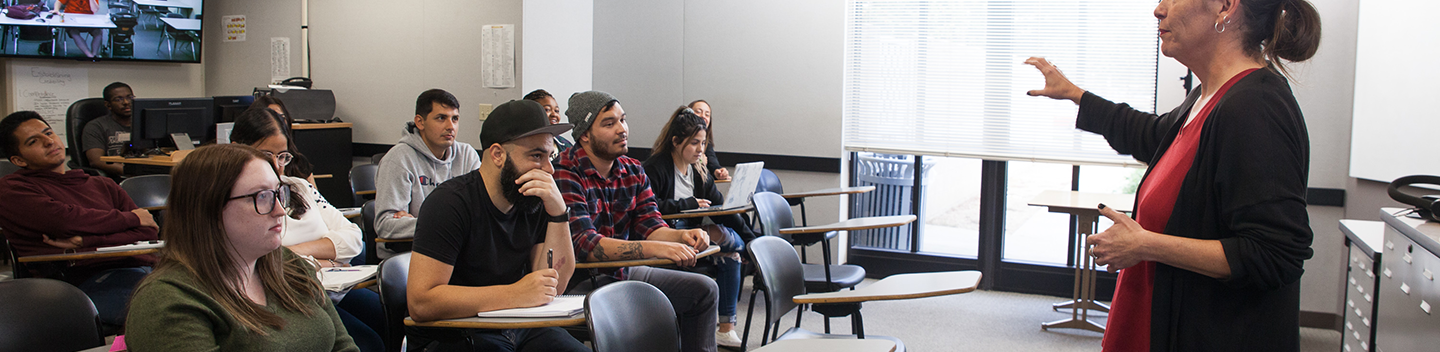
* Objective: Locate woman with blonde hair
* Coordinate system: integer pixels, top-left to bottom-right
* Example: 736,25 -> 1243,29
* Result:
126,144 -> 359,351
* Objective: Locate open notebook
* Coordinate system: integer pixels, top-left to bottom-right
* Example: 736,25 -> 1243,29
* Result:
475,295 -> 585,318
319,265 -> 378,291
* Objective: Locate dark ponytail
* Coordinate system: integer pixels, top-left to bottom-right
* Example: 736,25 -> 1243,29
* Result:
1242,0 -> 1322,76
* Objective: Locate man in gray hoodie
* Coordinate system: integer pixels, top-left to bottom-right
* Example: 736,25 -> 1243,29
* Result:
374,89 -> 481,257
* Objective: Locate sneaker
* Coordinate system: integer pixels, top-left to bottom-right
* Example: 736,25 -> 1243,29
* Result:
716,329 -> 742,348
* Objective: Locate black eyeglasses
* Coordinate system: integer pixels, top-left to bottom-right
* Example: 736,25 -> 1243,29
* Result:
109,95 -> 135,103
263,151 -> 294,167
228,184 -> 290,215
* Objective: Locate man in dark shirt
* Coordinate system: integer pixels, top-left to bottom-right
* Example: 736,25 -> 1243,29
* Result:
81,82 -> 136,176
405,100 -> 586,351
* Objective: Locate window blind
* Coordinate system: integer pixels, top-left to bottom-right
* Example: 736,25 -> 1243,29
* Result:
843,0 -> 1159,167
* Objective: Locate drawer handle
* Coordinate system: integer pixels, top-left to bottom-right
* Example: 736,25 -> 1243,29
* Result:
1356,308 -> 1364,317
1361,342 -> 1368,350
1402,282 -> 1411,295
1367,269 -> 1376,278
1365,293 -> 1373,303
1424,300 -> 1432,314
1405,254 -> 1413,264
1426,269 -> 1434,281
1388,241 -> 1395,250
1363,316 -> 1370,327
1354,331 -> 1361,340
1357,284 -> 1365,294
1346,321 -> 1353,331
1350,277 -> 1358,286
1359,261 -> 1367,270
1348,299 -> 1355,308
1345,343 -> 1352,352
1385,268 -> 1393,278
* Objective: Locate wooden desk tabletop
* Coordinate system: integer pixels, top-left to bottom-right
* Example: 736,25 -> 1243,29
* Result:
18,248 -> 159,263
405,313 -> 585,329
751,339 -> 896,352
375,237 -> 413,243
779,215 -> 916,235
575,246 -> 721,269
661,205 -> 753,220
351,279 -> 377,290
355,190 -> 377,196
291,122 -> 354,130
793,270 -> 982,304
715,179 -> 731,184
97,155 -> 177,167
1027,190 -> 1135,214
781,186 -> 876,199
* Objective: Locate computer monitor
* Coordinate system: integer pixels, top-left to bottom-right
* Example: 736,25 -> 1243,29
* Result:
130,98 -> 215,151
213,95 -> 256,123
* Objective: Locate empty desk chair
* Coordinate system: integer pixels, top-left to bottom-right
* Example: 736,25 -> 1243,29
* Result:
377,252 -> 412,352
0,278 -> 106,352
350,163 -> 378,206
586,281 -> 679,352
753,192 -> 865,294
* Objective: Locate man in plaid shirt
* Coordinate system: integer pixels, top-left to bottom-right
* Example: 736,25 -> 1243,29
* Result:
554,91 -> 719,352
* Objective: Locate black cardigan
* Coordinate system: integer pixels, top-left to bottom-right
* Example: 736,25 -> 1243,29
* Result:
1077,69 -> 1313,352
641,155 -> 724,215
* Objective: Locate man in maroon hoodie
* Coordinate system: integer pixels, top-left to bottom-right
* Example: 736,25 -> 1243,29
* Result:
0,111 -> 159,333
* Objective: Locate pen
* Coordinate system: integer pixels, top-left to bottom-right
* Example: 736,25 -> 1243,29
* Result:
547,248 -> 554,269
326,268 -> 361,272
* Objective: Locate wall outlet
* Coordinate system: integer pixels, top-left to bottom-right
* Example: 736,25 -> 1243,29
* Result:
477,103 -> 493,122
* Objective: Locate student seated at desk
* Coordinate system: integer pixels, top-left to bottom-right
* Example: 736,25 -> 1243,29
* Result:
58,0 -> 104,58
0,111 -> 159,334
250,95 -> 316,183
406,100 -> 586,352
641,108 -> 754,348
82,82 -> 135,176
230,107 -> 385,352
522,89 -> 574,158
555,91 -> 719,352
374,89 -> 481,258
126,144 -> 360,351
687,100 -> 729,181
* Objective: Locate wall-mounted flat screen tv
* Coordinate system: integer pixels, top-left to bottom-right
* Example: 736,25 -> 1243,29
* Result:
0,0 -> 204,63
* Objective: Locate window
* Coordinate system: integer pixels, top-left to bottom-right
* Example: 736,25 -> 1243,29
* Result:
842,0 -> 1160,166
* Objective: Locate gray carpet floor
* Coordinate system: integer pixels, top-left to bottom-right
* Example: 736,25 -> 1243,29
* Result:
731,277 -> 1342,351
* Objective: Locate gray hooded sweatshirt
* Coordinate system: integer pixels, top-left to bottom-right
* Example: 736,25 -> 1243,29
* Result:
374,122 -> 481,244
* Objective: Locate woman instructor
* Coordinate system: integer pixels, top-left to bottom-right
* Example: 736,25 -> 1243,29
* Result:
1024,0 -> 1320,351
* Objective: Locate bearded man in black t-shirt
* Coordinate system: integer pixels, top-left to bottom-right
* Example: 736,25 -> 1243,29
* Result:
405,100 -> 586,352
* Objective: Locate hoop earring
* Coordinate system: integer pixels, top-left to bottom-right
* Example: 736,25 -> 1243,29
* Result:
1214,14 -> 1230,33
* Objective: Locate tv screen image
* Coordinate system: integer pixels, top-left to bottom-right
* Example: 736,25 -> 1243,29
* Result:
0,0 -> 204,63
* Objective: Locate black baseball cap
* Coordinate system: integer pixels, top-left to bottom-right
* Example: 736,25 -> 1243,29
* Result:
480,100 -> 573,148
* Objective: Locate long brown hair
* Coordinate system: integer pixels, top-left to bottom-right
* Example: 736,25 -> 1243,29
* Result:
142,144 -> 323,335
1238,0 -> 1322,76
651,106 -> 709,182
687,100 -> 713,148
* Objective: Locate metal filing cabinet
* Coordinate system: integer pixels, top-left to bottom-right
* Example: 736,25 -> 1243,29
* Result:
1375,209 -> 1440,352
1341,219 -> 1383,352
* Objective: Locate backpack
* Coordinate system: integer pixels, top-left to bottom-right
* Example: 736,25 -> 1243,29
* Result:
5,4 -> 47,20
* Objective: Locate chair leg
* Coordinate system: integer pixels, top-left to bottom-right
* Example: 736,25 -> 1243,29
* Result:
852,310 -> 865,339
741,288 -> 759,350
823,315 -> 831,334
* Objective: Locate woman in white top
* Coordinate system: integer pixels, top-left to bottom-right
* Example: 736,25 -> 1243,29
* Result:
230,107 -> 385,352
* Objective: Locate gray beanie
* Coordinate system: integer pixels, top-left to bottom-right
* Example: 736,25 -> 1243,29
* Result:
565,91 -> 618,141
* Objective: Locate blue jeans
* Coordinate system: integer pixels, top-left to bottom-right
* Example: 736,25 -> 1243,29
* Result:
76,266 -> 151,332
674,222 -> 745,324
337,288 -> 386,352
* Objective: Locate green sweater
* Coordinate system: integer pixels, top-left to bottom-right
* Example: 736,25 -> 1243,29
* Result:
125,252 -> 360,352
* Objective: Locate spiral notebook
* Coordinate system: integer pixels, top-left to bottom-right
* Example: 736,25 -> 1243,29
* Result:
475,295 -> 585,318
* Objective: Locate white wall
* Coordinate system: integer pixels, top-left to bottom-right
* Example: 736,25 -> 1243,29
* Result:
202,0 -> 302,96
522,0 -> 593,116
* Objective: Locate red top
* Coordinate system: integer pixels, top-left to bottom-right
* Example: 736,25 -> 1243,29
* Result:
1101,68 -> 1258,352
59,0 -> 94,14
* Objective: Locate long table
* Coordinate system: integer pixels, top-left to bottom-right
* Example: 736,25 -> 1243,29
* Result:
0,13 -> 115,56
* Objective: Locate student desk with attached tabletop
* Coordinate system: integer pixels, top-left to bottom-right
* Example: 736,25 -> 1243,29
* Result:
781,186 -> 876,226
749,339 -> 897,352
405,312 -> 587,330
18,248 -> 159,263
660,205 -> 753,220
1028,190 -> 1135,333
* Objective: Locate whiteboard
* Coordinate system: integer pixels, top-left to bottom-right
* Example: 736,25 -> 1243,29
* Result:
1349,0 -> 1440,182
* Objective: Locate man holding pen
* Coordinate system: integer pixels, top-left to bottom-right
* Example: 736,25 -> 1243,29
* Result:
405,100 -> 587,351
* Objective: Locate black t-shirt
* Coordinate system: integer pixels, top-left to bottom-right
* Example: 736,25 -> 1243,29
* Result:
413,170 -> 546,288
